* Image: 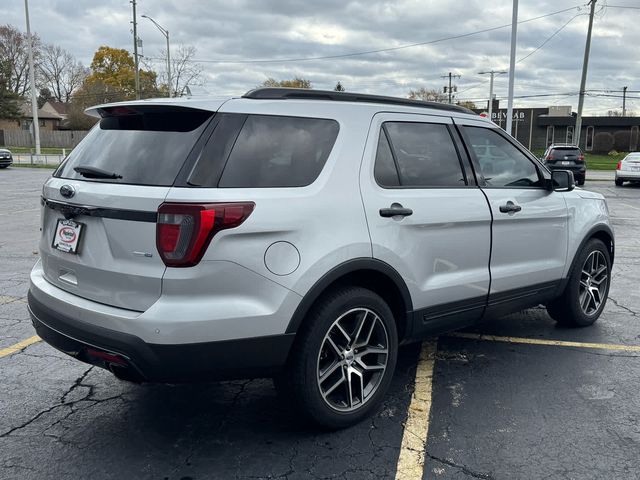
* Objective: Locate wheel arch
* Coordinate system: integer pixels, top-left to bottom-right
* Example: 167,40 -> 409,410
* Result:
286,258 -> 413,341
559,224 -> 615,295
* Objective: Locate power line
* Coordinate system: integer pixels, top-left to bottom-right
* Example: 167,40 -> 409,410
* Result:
516,13 -> 582,64
606,4 -> 640,10
146,5 -> 582,65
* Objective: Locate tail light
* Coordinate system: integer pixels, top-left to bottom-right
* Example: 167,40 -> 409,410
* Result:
577,154 -> 585,162
156,202 -> 255,267
545,155 -> 553,161
616,161 -> 622,170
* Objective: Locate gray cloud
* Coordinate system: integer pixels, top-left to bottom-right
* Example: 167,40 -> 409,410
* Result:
3,0 -> 639,113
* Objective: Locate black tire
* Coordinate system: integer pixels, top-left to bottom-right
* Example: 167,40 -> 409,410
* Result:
546,238 -> 611,327
279,286 -> 398,429
615,178 -> 624,187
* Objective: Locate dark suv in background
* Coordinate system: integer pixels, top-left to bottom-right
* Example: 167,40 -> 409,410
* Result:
542,144 -> 586,185
0,148 -> 13,168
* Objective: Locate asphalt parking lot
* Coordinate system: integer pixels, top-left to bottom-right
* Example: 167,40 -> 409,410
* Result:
1,168 -> 639,480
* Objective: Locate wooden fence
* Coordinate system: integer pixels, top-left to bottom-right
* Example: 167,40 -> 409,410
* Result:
0,129 -> 88,148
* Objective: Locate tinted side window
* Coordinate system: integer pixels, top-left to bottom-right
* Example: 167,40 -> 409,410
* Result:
374,130 -> 400,187
383,122 -> 465,187
218,115 -> 339,188
465,127 -> 542,188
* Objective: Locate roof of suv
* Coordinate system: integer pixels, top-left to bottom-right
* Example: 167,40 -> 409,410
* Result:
87,87 -> 481,120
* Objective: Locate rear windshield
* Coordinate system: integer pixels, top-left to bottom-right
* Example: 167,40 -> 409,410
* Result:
551,147 -> 581,156
55,106 -> 212,186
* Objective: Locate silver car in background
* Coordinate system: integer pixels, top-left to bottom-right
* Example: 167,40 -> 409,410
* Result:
615,152 -> 640,186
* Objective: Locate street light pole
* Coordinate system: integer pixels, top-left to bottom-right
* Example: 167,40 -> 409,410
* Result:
142,15 -> 171,98
23,0 -> 40,155
505,0 -> 519,137
479,70 -> 507,122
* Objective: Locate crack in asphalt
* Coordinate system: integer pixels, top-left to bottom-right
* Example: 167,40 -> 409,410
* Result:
0,366 -> 122,438
608,297 -> 638,317
427,453 -> 495,479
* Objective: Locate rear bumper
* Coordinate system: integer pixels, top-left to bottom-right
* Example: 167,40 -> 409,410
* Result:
28,290 -> 295,382
615,170 -> 640,181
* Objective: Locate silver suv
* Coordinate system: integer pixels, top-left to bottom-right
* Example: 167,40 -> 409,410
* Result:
29,88 -> 614,429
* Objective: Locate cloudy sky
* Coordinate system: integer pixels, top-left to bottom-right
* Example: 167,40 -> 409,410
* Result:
3,0 -> 639,114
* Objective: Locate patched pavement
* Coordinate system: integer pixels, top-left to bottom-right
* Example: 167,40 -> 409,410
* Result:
1,168 -> 639,479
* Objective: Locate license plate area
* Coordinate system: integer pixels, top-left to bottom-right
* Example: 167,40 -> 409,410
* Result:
561,161 -> 571,165
52,219 -> 84,254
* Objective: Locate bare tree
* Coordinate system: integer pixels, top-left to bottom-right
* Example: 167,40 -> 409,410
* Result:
38,44 -> 89,103
407,87 -> 447,103
158,45 -> 204,97
0,24 -> 41,96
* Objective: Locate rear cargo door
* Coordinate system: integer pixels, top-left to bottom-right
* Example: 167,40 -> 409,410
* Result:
40,105 -> 215,311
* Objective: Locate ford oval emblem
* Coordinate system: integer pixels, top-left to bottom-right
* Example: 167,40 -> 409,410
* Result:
60,185 -> 75,198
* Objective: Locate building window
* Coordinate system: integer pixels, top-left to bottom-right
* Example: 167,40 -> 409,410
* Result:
631,126 -> 639,151
546,126 -> 555,147
585,126 -> 595,152
39,119 -> 45,127
566,126 -> 574,145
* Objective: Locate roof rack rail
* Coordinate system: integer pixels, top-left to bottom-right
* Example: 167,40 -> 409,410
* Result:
242,88 -> 474,114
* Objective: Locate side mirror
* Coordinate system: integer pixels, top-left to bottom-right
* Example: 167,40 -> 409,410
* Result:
550,170 -> 575,192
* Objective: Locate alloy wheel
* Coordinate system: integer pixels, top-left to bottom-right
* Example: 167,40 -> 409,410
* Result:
579,250 -> 609,316
316,308 -> 389,412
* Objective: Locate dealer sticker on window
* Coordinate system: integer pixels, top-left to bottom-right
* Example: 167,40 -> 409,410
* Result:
52,219 -> 84,254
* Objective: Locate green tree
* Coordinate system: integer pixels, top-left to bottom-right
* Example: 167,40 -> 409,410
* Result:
0,59 -> 21,119
260,76 -> 312,89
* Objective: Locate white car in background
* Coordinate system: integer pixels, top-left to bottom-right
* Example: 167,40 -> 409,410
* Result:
615,152 -> 640,186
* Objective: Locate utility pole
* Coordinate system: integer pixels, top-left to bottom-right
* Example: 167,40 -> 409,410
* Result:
622,86 -> 628,117
24,0 -> 40,155
575,0 -> 597,147
442,72 -> 460,104
506,0 -> 519,137
479,70 -> 507,122
131,0 -> 140,99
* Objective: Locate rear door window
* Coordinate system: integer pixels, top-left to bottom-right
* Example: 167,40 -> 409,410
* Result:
215,115 -> 339,188
56,106 -> 212,186
376,122 -> 466,187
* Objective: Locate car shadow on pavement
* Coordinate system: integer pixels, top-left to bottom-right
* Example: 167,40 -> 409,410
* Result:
38,343 -> 421,480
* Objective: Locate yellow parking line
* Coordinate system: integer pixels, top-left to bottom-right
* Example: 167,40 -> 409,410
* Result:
395,339 -> 437,480
0,336 -> 41,358
448,332 -> 640,353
